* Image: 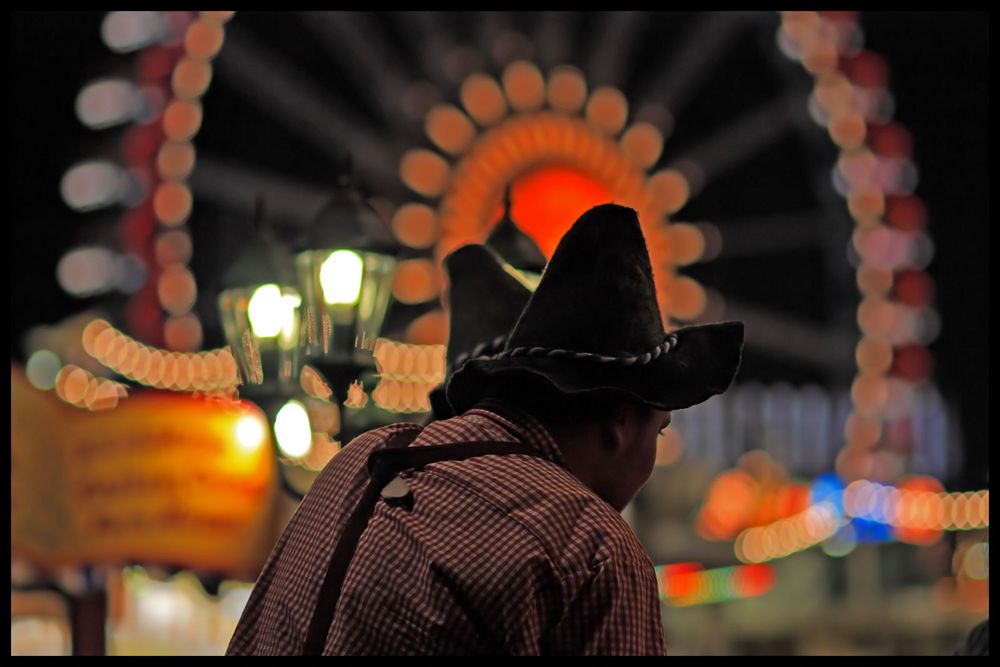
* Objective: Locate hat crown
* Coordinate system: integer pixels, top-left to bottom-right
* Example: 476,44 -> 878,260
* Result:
506,204 -> 666,357
444,245 -> 533,368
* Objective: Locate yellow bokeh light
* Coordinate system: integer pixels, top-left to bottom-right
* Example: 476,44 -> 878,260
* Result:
666,223 -> 706,266
400,149 -> 451,197
155,229 -> 193,268
848,189 -> 885,223
82,319 -> 111,358
425,104 -> 475,156
857,265 -> 894,296
857,297 -> 894,338
647,169 -> 690,215
844,413 -> 882,448
172,57 -> 213,100
460,74 -> 507,127
664,276 -> 706,321
502,60 -> 545,112
392,259 -> 439,305
60,367 -> 91,405
851,374 -> 890,413
158,267 -> 198,314
184,19 -> 225,60
405,309 -> 449,346
200,11 -> 235,23
391,203 -> 438,249
163,313 -> 202,352
157,142 -> 196,181
829,110 -> 867,150
547,66 -> 587,113
855,338 -> 893,373
153,181 -> 193,226
585,87 -> 629,136
620,122 -> 664,169
163,100 -> 203,142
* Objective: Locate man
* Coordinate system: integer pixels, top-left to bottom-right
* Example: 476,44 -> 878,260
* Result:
227,204 -> 744,655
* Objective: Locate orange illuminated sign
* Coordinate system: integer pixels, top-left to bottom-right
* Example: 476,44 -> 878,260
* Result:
11,367 -> 278,580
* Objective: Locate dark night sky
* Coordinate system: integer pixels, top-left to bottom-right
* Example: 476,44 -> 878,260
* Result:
11,12 -> 988,486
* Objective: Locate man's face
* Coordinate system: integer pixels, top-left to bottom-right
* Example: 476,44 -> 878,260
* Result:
606,406 -> 671,511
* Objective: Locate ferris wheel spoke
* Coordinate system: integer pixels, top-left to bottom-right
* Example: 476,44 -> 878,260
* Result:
533,12 -> 581,71
216,25 -> 401,193
391,12 -> 467,90
190,156 -> 334,224
679,209 -> 835,259
668,92 -> 806,195
585,11 -> 645,88
474,11 -> 514,67
713,298 -> 856,375
635,12 -> 745,120
294,12 -> 421,138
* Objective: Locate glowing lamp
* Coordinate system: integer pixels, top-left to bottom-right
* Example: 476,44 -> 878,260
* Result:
295,172 -> 397,382
217,200 -> 301,390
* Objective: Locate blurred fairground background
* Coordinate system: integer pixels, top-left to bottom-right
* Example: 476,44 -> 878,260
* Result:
11,11 -> 987,656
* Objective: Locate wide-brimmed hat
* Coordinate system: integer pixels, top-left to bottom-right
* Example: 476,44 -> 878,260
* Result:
446,204 -> 744,415
428,245 -> 534,419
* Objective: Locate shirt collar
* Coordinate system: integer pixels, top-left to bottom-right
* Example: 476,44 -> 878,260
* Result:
464,399 -> 568,469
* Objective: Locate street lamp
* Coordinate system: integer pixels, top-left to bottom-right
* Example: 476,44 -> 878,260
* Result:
217,200 -> 301,393
486,185 -> 546,288
294,171 -> 397,401
216,167 -> 398,497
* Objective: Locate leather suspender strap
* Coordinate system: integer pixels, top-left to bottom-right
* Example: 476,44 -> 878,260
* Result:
302,428 -> 545,655
302,427 -> 421,655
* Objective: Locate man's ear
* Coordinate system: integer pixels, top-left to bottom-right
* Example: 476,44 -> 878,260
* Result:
600,403 -> 631,454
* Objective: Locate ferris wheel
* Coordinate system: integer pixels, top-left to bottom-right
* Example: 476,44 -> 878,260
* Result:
56,11 -> 942,483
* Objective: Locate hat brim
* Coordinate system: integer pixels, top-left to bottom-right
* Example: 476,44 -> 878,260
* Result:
446,321 -> 744,415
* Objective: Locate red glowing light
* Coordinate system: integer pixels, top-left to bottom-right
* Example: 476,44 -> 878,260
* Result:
893,270 -> 934,307
659,563 -> 703,599
119,204 -> 156,252
126,290 -> 165,348
121,121 -> 166,167
733,564 -> 776,597
842,51 -> 889,90
868,123 -> 913,160
892,345 -> 933,383
137,45 -> 182,83
488,165 -> 614,258
885,196 -> 928,232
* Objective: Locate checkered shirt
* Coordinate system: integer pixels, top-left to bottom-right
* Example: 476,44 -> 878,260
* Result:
226,400 -> 667,655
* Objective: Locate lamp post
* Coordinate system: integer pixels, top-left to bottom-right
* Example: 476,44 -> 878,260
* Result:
486,185 -> 546,287
217,165 -> 399,496
217,199 -> 322,497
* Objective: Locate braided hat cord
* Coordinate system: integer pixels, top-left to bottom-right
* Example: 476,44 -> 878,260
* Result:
465,332 -> 679,367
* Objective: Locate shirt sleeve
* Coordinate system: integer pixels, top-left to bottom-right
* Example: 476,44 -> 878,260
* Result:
545,557 -> 667,656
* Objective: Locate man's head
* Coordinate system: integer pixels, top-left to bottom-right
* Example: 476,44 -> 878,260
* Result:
446,203 -> 745,507
483,378 -> 670,511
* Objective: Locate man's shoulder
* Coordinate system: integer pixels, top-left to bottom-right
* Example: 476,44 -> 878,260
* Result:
310,422 -> 423,490
415,426 -> 648,575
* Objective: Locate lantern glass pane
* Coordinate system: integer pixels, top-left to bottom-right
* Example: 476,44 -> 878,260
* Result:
218,285 -> 301,387
296,249 -> 396,366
